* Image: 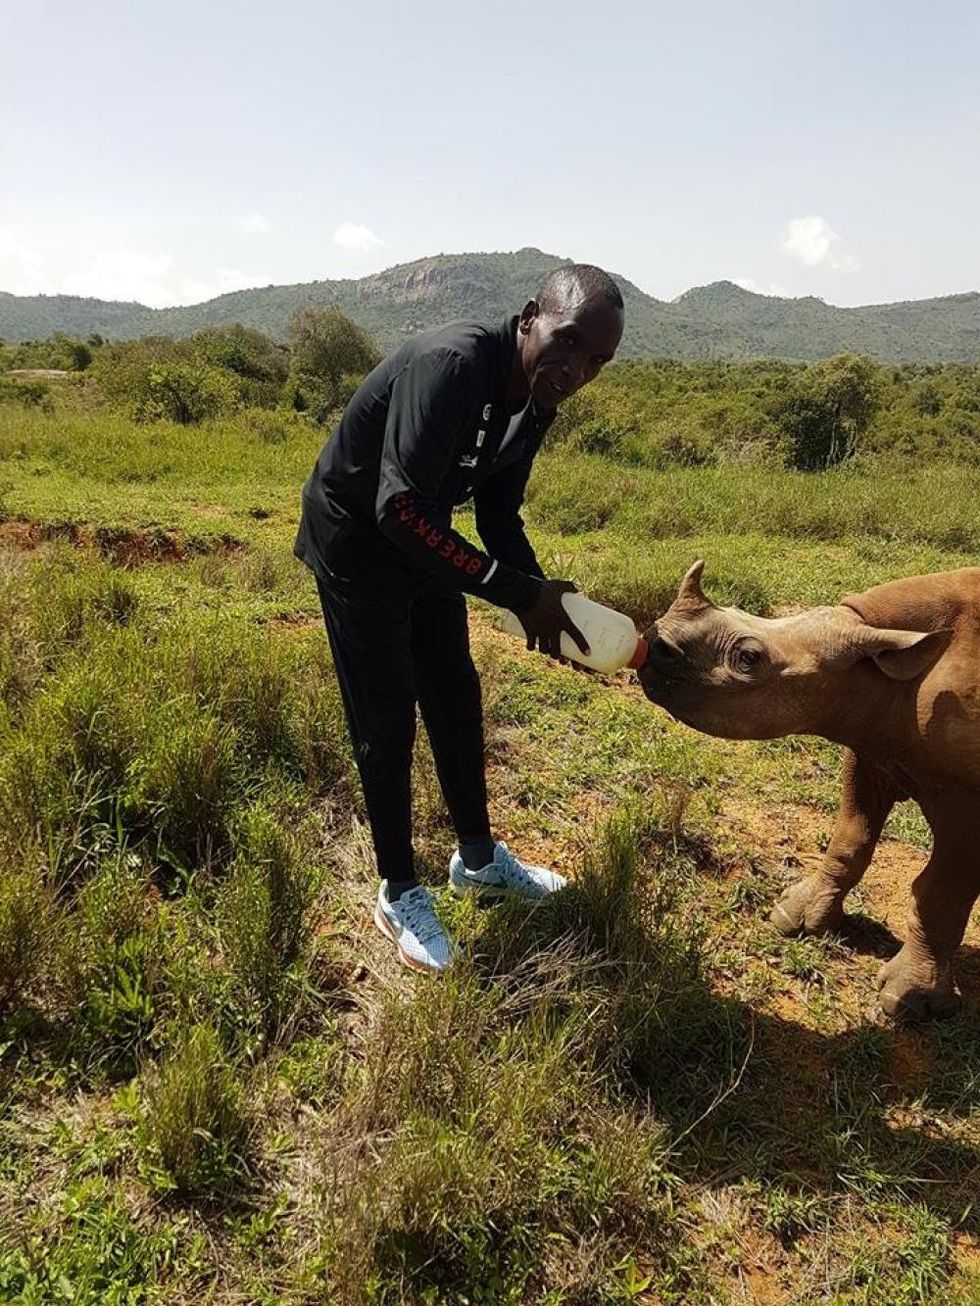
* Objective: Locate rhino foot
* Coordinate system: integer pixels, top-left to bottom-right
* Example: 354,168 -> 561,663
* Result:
876,946 -> 960,1020
770,877 -> 847,937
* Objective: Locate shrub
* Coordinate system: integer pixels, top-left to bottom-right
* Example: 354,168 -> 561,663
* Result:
772,353 -> 880,471
91,337 -> 250,422
191,324 -> 289,407
286,304 -> 380,418
133,362 -> 239,424
0,376 -> 52,410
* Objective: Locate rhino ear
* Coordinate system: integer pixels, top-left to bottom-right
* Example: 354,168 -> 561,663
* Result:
675,559 -> 711,609
851,626 -> 952,682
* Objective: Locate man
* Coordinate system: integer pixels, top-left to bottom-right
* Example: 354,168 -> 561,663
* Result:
294,264 -> 625,973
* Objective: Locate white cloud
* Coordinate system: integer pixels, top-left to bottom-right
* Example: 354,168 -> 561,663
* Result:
733,275 -> 790,298
332,221 -> 386,252
241,213 -> 270,234
781,215 -> 859,272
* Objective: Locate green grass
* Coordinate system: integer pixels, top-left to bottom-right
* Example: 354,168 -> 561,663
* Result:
3,393 -> 980,1303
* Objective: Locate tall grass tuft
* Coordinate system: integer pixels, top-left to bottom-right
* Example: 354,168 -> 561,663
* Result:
55,854 -> 164,1073
0,854 -> 53,1014
478,806 -> 745,1108
215,802 -> 319,1046
140,1022 -> 252,1196
128,703 -> 239,867
0,589 -> 353,882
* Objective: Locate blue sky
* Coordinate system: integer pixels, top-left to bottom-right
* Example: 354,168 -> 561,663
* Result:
2,0 -> 978,308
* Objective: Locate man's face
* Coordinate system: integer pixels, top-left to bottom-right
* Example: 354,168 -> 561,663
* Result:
518,295 -> 624,406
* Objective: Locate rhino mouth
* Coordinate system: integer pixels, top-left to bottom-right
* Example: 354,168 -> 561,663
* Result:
637,627 -> 683,703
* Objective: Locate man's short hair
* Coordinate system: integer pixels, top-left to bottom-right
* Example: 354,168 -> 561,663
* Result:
536,264 -> 624,315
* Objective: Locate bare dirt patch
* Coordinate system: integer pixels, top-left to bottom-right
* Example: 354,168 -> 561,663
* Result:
0,519 -> 244,566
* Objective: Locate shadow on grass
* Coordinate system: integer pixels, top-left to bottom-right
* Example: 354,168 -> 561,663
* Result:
838,911 -> 903,960
464,833 -> 980,1245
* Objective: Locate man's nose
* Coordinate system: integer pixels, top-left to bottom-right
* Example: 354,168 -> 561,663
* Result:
561,356 -> 587,387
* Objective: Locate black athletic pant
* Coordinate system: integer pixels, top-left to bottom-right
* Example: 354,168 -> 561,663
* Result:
315,552 -> 491,883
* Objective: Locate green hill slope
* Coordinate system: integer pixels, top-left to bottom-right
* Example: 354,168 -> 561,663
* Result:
3,249 -> 979,362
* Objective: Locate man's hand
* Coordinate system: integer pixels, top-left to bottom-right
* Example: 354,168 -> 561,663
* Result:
517,580 -> 590,661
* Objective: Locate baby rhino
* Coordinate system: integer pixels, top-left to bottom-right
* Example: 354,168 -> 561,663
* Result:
638,561 -> 980,1019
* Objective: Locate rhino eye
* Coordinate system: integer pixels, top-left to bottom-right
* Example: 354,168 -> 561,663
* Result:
733,645 -> 763,673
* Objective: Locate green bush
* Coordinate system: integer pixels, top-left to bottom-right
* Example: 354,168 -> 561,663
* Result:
133,362 -> 239,424
286,304 -> 380,419
90,329 -> 285,422
770,354 -> 880,471
0,375 -> 52,410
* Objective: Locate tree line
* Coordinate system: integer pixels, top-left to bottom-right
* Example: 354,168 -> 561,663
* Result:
4,309 -> 980,470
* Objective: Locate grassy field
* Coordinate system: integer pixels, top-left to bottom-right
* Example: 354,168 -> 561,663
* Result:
1,399 -> 979,1304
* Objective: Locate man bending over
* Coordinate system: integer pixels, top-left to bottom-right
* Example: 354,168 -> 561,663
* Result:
294,264 -> 625,973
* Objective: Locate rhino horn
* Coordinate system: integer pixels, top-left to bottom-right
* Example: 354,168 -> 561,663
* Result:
847,624 -> 953,682
674,559 -> 712,610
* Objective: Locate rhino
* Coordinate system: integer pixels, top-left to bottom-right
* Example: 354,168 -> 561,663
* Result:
637,560 -> 980,1019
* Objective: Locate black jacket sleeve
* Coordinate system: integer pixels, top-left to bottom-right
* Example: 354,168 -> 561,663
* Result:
473,449 -> 545,580
374,347 -> 541,612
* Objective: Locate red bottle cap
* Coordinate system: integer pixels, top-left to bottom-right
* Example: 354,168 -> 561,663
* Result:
628,636 -> 649,670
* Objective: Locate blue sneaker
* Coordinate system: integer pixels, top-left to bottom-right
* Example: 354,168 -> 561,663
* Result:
449,841 -> 567,901
374,882 -> 454,974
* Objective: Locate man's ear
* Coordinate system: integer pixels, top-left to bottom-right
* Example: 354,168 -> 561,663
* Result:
847,626 -> 953,681
518,299 -> 539,334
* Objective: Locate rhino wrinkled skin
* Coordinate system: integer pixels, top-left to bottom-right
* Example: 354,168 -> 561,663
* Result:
639,560 -> 980,1019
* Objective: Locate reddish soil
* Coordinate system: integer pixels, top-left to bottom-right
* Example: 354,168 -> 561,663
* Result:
0,519 -> 243,566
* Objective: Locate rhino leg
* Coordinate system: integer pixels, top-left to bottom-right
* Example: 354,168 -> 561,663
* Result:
877,810 -> 978,1019
772,751 -> 897,937
876,945 -> 960,1019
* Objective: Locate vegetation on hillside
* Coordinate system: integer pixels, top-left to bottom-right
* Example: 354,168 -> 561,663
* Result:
3,248 -> 979,361
5,320 -> 980,471
549,353 -> 980,469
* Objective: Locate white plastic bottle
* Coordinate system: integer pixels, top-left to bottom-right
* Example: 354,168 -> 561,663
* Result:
500,593 -> 649,673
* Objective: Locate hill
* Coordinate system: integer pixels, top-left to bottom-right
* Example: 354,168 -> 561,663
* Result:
2,249 -> 979,362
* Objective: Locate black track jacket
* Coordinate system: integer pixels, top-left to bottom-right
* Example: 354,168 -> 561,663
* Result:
293,317 -> 553,613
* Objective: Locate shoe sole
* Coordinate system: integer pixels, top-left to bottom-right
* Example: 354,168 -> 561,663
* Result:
373,904 -> 447,975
